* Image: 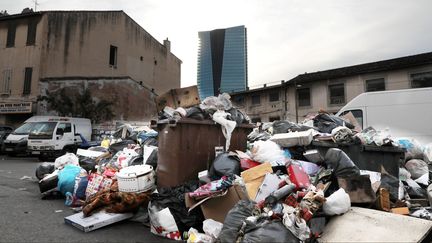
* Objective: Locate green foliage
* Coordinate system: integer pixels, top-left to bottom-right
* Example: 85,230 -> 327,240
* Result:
38,88 -> 115,123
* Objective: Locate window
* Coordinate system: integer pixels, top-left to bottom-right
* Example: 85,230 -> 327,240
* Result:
329,83 -> 345,105
251,117 -> 261,123
339,109 -> 363,129
269,91 -> 279,102
6,22 -> 16,48
366,78 -> 385,92
269,116 -> 280,122
297,88 -> 310,107
233,95 -> 245,105
251,94 -> 261,105
26,20 -> 37,45
109,45 -> 118,67
23,67 -> 32,95
411,71 -> 432,88
57,123 -> 72,133
1,69 -> 12,94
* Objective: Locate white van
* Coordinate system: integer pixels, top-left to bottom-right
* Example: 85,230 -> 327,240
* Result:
3,116 -> 59,155
336,88 -> 432,144
26,116 -> 92,158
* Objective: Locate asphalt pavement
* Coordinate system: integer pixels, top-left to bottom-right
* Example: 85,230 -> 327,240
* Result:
0,155 -> 173,243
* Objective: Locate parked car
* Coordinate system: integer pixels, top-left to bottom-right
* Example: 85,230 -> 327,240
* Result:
0,125 -> 14,154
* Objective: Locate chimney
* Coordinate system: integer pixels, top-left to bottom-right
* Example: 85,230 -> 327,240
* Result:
163,38 -> 171,52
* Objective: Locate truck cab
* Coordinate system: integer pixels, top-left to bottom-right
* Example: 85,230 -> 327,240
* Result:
26,117 -> 92,159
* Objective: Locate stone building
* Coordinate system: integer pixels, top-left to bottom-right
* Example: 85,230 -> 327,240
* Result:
0,10 -> 181,126
231,52 -> 432,123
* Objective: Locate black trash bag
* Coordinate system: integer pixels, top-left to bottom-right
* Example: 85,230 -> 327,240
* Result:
39,173 -> 58,193
272,120 -> 313,134
208,152 -> 241,180
227,108 -> 246,125
404,179 -> 427,199
88,146 -> 108,153
324,148 -> 360,178
150,181 -> 204,233
143,137 -> 158,147
35,162 -> 55,180
78,157 -> 97,173
143,147 -> 158,169
242,220 -> 300,243
313,113 -> 354,134
129,156 -> 144,166
108,140 -> 136,154
219,200 -> 257,243
186,106 -> 206,120
380,173 -> 400,201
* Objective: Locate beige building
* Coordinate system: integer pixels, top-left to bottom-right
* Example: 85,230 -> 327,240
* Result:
0,10 -> 181,126
231,52 -> 432,123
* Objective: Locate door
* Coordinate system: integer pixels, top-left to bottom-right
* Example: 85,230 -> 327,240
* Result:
56,123 -> 74,149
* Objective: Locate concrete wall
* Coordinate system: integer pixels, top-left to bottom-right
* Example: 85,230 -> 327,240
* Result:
39,11 -> 181,95
39,78 -> 158,122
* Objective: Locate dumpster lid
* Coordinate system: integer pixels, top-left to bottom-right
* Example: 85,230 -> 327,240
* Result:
151,118 -> 256,129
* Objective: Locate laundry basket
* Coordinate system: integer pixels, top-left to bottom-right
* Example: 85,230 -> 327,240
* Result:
116,165 -> 155,193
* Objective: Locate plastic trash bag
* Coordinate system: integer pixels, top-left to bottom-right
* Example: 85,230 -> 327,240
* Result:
208,153 -> 240,180
54,153 -> 79,170
213,110 -> 237,151
227,108 -> 248,125
187,227 -> 213,243
427,184 -> 432,206
35,162 -> 55,180
324,148 -> 360,178
282,205 -> 311,241
148,201 -> 182,241
200,93 -> 233,113
151,181 -> 205,234
242,220 -> 300,243
399,167 -> 412,181
186,106 -> 207,120
395,138 -> 424,160
218,200 -> 256,242
405,159 -> 429,179
108,140 -> 136,154
203,219 -> 223,239
424,143 -> 432,163
322,188 -> 351,216
380,173 -> 401,201
404,178 -> 427,198
272,120 -> 312,134
313,113 -> 354,134
78,157 -> 97,173
57,164 -> 81,196
250,140 -> 286,166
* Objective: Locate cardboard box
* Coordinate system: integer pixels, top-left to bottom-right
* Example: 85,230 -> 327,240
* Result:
185,184 -> 249,223
270,129 -> 314,147
156,85 -> 200,112
64,211 -> 133,232
390,207 -> 410,215
241,162 -> 273,200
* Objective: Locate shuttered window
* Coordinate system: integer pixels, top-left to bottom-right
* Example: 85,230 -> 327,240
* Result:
23,67 -> 32,95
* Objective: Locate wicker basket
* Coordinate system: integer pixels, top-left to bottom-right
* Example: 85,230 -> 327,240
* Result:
116,165 -> 155,193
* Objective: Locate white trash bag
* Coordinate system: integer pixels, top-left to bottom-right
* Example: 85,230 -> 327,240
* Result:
54,153 -> 79,170
323,188 -> 351,216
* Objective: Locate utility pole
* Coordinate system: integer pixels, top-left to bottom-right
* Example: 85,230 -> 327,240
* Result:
33,0 -> 39,11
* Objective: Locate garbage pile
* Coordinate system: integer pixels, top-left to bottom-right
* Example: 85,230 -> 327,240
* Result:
35,90 -> 432,242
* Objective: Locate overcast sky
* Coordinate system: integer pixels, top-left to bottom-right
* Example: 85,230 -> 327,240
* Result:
3,0 -> 432,88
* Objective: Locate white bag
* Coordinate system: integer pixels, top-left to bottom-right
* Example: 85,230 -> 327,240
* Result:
250,140 -> 286,166
202,219 -> 223,239
54,153 -> 79,170
148,201 -> 181,241
323,188 -> 351,216
424,143 -> 432,163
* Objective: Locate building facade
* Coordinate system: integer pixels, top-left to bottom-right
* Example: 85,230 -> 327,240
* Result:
197,25 -> 248,99
0,10 -> 182,126
231,52 -> 432,123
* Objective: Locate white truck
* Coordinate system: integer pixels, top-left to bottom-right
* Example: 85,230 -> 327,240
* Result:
4,116 -> 92,159
336,87 -> 432,144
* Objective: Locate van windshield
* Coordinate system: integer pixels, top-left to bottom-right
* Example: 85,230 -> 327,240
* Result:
13,123 -> 35,135
28,122 -> 57,139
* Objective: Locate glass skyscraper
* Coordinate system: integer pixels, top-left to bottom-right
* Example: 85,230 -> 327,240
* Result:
197,25 -> 248,99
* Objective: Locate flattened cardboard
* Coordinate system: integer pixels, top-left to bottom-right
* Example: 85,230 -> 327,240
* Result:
185,184 -> 248,223
64,211 -> 133,232
241,162 -> 273,200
